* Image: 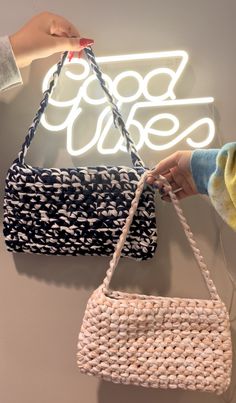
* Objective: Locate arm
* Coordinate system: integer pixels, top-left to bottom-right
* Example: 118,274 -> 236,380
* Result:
147,143 -> 236,231
0,36 -> 22,91
190,148 -> 218,194
0,12 -> 94,92
206,143 -> 236,230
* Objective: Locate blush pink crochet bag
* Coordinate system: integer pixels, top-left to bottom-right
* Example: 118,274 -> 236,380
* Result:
77,171 -> 232,394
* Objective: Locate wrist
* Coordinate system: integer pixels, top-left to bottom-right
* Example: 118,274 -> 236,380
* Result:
0,36 -> 22,90
9,33 -> 27,68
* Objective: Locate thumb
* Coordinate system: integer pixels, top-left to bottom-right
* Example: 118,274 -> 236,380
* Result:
151,153 -> 180,176
146,153 -> 179,185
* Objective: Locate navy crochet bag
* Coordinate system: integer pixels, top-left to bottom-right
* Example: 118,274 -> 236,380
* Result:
3,47 -> 157,260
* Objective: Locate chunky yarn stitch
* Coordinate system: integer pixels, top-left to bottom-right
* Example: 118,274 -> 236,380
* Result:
77,172 -> 232,394
3,49 -> 157,259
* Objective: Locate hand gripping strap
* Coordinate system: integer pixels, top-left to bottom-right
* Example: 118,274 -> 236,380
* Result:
102,171 -> 220,302
17,48 -> 146,171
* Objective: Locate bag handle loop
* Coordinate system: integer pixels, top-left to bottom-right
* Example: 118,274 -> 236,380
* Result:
102,171 -> 220,302
17,48 -> 146,171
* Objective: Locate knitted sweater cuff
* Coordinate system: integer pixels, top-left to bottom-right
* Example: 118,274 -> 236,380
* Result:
0,36 -> 22,92
190,149 -> 219,194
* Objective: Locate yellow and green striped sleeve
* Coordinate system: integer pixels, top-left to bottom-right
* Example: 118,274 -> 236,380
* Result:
191,143 -> 236,230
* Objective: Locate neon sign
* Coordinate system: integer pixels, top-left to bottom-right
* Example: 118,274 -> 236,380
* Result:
41,51 -> 215,155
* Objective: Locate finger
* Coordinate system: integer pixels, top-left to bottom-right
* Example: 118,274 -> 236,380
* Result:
147,171 -> 172,186
53,36 -> 94,52
162,171 -> 174,184
50,16 -> 80,38
167,182 -> 183,193
160,195 -> 171,203
163,167 -> 187,189
151,152 -> 180,176
147,171 -> 178,194
171,170 -> 197,196
159,183 -> 184,199
176,189 -> 189,199
161,189 -> 188,202
146,176 -> 157,185
146,177 -> 166,190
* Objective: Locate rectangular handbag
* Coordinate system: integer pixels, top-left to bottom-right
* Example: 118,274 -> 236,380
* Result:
77,171 -> 232,394
3,47 -> 157,260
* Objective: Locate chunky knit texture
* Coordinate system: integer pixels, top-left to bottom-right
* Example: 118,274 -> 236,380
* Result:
4,165 -> 156,258
77,171 -> 232,394
3,48 -> 157,259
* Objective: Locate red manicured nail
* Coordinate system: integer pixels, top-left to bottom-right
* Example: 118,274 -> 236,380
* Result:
68,51 -> 74,62
79,37 -> 94,48
68,50 -> 84,62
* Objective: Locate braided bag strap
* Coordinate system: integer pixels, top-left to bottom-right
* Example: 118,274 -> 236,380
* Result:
18,52 -> 68,164
102,171 -> 220,301
17,48 -> 146,170
84,47 -> 145,170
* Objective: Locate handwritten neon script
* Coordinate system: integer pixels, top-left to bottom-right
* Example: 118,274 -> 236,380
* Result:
41,51 -> 215,156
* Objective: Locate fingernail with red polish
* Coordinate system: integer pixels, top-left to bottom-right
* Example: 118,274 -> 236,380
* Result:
68,51 -> 74,62
79,38 -> 94,48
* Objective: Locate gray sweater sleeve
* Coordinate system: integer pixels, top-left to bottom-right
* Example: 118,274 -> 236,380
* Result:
0,36 -> 22,91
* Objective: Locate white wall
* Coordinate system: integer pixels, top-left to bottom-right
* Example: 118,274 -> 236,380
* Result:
0,1 -> 236,403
